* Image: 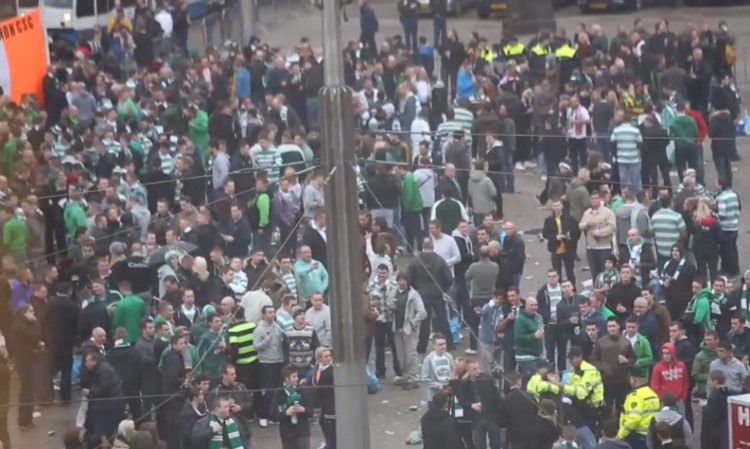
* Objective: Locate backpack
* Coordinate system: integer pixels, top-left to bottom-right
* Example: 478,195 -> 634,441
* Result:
726,43 -> 737,66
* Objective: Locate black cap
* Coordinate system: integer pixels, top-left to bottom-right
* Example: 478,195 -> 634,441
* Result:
568,347 -> 583,359
537,359 -> 553,370
630,367 -> 645,378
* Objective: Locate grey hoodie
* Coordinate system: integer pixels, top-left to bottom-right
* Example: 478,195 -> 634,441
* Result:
615,202 -> 652,245
302,183 -> 325,220
709,357 -> 749,393
254,320 -> 286,363
646,407 -> 693,449
467,170 -> 497,215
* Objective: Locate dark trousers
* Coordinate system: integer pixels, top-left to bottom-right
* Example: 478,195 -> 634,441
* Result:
253,230 -> 271,257
418,299 -> 453,353
604,380 -> 630,419
365,322 -> 402,377
675,142 -> 699,182
472,420 -> 501,449
259,362 -> 283,420
568,138 -> 588,175
0,361 -> 9,449
544,324 -> 569,372
236,362 -> 262,418
282,438 -> 310,449
695,249 -> 719,283
359,31 -> 377,60
714,154 -> 733,187
433,16 -> 446,48
403,18 -> 418,53
320,417 -> 336,449
53,348 -> 74,402
503,340 -> 516,373
720,230 -> 739,276
457,421 -> 475,449
453,279 -> 471,323
278,222 -> 298,259
16,362 -> 34,426
551,252 -> 576,286
642,158 -> 672,196
402,210 -> 423,253
158,402 -> 183,449
624,433 -> 648,449
587,248 -> 612,281
91,409 -> 120,440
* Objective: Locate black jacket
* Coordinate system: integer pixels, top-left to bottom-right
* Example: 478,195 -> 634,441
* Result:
607,280 -> 641,321
77,300 -> 111,344
47,294 -> 79,356
191,413 -> 251,449
406,252 -> 453,300
421,409 -> 461,449
208,111 -> 240,154
161,348 -> 187,414
502,234 -> 525,275
453,234 -> 473,280
135,336 -> 161,395
10,317 -> 41,368
366,171 -> 401,210
702,385 -> 730,449
269,388 -> 314,441
88,361 -> 124,413
617,241 -> 657,287
498,388 -> 538,443
457,374 -> 501,424
106,341 -> 142,392
311,364 -> 335,418
709,110 -> 735,158
301,226 -> 328,270
542,213 -> 579,254
687,216 -> 723,256
490,253 -> 512,291
359,3 -> 379,34
640,122 -> 670,163
529,415 -> 561,449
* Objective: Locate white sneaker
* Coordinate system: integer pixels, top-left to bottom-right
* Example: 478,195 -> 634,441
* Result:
259,419 -> 268,428
515,162 -> 525,171
540,175 -> 547,181
464,349 -> 478,355
524,160 -> 538,168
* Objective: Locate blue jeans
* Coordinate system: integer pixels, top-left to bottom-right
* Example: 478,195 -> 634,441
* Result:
587,248 -> 612,280
503,150 -> 515,193
518,360 -> 538,388
403,18 -> 418,53
370,208 -> 394,228
252,230 -> 271,256
577,425 -> 597,449
618,161 -> 642,192
305,98 -> 319,131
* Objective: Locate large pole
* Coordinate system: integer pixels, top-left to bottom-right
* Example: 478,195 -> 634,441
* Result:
319,0 -> 370,446
239,0 -> 255,44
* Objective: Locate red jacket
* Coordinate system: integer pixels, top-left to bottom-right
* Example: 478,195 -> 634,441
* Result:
650,342 -> 689,401
687,110 -> 708,143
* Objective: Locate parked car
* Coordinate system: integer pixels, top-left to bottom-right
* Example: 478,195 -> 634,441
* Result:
417,0 -> 474,16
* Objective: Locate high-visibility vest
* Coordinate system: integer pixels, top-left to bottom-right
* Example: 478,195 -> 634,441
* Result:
503,43 -> 525,57
555,44 -> 576,59
479,47 -> 496,63
530,44 -> 549,56
618,385 -> 661,439
227,321 -> 259,364
568,360 -> 605,406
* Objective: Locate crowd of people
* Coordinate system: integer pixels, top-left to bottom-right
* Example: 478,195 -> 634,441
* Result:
0,0 -> 747,448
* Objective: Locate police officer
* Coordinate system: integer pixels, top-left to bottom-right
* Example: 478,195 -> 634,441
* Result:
567,346 -> 604,449
502,36 -> 526,65
618,367 -> 661,449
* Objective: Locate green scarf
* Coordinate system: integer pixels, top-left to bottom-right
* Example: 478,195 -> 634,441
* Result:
741,286 -> 750,321
209,414 -> 243,449
661,258 -> 685,283
284,386 -> 302,424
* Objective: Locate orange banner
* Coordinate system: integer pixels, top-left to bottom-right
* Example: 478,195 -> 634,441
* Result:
0,9 -> 48,105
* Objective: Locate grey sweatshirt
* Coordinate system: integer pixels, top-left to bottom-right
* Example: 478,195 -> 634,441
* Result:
709,357 -> 748,393
465,259 -> 499,299
305,305 -> 332,347
302,184 -> 325,220
254,320 -> 286,363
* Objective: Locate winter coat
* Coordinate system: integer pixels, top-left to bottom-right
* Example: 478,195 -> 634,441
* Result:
269,387 -> 314,441
687,215 -> 723,255
701,386 -> 731,449
88,361 -> 124,413
498,388 -> 538,444
406,252 -> 453,301
691,344 -> 718,396
514,309 -> 543,361
106,340 -> 142,392
11,316 -> 41,367
566,177 -> 591,221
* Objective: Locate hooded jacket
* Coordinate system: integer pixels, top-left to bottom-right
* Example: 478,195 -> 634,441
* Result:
651,343 -> 689,401
647,406 -> 694,449
467,170 -> 497,215
687,215 -> 723,256
708,109 -> 735,157
691,343 -> 718,396
565,177 -> 590,222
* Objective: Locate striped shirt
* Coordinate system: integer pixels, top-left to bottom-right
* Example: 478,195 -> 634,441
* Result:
651,208 -> 686,257
103,138 -> 121,156
227,320 -> 258,364
437,107 -> 474,147
715,189 -> 741,231
253,149 -> 283,184
278,270 -> 298,298
276,309 -> 294,331
159,152 -> 174,175
610,123 -> 643,164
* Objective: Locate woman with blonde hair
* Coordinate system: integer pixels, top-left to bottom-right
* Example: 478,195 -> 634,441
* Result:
688,197 -> 721,282
446,357 -> 474,448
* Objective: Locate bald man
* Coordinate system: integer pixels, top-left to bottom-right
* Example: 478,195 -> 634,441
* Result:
633,296 -> 660,357
501,222 -> 526,289
513,297 -> 544,386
